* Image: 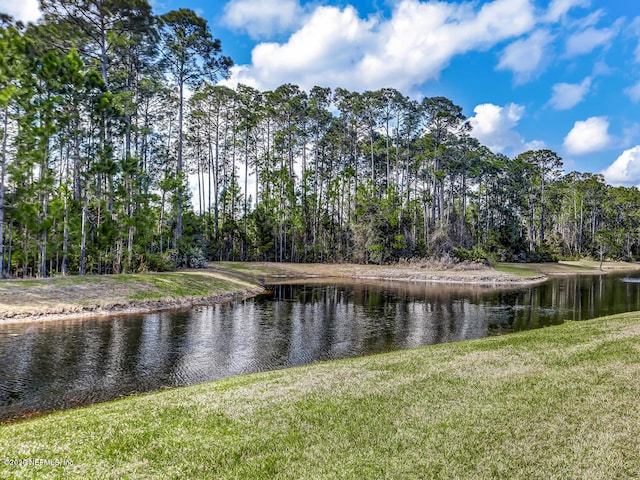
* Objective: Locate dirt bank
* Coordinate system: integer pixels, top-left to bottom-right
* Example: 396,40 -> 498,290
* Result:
0,270 -> 263,323
3,260 -> 639,323
210,260 -> 547,285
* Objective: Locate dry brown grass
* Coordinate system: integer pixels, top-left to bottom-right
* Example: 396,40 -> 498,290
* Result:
509,260 -> 640,275
0,270 -> 262,321
4,259 -> 639,323
214,261 -> 547,285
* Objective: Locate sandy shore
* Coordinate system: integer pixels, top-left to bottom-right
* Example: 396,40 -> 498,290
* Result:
213,261 -> 547,285
211,259 -> 640,285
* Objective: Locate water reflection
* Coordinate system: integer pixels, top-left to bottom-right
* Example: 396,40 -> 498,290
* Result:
1,273 -> 640,422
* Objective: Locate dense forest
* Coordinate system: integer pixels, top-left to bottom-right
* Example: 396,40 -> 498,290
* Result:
1,1 -> 640,278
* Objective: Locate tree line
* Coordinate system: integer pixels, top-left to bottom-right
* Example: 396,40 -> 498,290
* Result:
1,1 -> 639,278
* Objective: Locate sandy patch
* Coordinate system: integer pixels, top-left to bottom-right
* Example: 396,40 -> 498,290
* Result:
220,261 -> 548,286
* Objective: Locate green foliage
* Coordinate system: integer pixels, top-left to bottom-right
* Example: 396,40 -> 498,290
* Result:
2,6 -> 640,276
453,247 -> 495,266
249,201 -> 276,261
529,242 -> 559,263
353,183 -> 411,264
178,246 -> 208,269
140,251 -> 176,272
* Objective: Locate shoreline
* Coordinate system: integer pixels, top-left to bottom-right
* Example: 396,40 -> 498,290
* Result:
209,260 -> 549,285
2,260 -> 640,324
263,273 -> 548,286
0,269 -> 265,325
0,286 -> 264,325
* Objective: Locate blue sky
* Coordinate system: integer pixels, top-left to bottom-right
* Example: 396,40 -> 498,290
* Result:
3,0 -> 640,185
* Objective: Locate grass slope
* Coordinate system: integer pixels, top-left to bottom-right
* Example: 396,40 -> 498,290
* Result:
1,313 -> 640,479
5,259 -> 638,321
0,270 -> 261,319
496,260 -> 640,277
211,261 -> 547,284
216,259 -> 640,283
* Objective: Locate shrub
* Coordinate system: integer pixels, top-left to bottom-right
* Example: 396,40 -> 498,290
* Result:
453,247 -> 495,266
141,251 -> 176,272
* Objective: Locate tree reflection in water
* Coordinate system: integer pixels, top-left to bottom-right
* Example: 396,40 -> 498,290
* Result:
1,273 -> 639,422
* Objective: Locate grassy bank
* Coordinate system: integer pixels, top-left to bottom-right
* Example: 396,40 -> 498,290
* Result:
1,312 -> 639,479
0,270 -> 263,321
2,259 -> 639,321
210,260 -> 547,284
214,259 -> 640,283
496,260 -> 640,277
1,261 -> 546,322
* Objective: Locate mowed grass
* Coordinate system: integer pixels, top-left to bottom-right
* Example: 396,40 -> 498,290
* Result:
0,270 -> 261,318
121,271 -> 249,299
496,260 -> 640,277
495,261 -> 601,277
2,313 -> 640,479
494,263 -> 545,277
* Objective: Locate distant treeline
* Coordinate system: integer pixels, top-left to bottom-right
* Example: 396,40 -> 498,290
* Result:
1,3 -> 638,278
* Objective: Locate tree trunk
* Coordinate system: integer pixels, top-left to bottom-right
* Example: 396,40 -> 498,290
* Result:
62,189 -> 69,276
540,176 -> 546,244
6,220 -> 12,277
0,105 -> 8,278
174,79 -> 184,249
243,130 -> 249,260
79,187 -> 88,275
39,136 -> 50,278
127,224 -> 134,273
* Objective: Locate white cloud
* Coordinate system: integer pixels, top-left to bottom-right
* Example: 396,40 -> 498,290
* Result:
0,0 -> 40,23
568,9 -> 604,29
544,0 -> 591,23
497,30 -> 555,84
525,140 -> 547,151
222,0 -> 302,39
592,60 -> 612,76
601,146 -> 640,186
626,80 -> 640,103
221,65 -> 262,90
549,77 -> 591,110
563,116 -> 612,155
225,0 -> 536,92
358,0 -> 536,89
565,18 -> 622,56
469,103 -> 542,154
234,5 -> 376,90
633,17 -> 640,63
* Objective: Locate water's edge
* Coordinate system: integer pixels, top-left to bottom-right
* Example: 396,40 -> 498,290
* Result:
2,273 -> 640,423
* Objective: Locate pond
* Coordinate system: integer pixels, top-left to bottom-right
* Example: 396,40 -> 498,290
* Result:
1,272 -> 640,422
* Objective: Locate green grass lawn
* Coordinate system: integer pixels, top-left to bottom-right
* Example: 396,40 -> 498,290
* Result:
496,260 -> 640,278
121,272 -> 247,300
494,263 -> 545,277
495,261 -> 603,277
0,270 -> 262,318
2,312 -> 640,479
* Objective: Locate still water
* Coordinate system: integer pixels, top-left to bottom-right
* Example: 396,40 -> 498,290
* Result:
1,273 -> 640,421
